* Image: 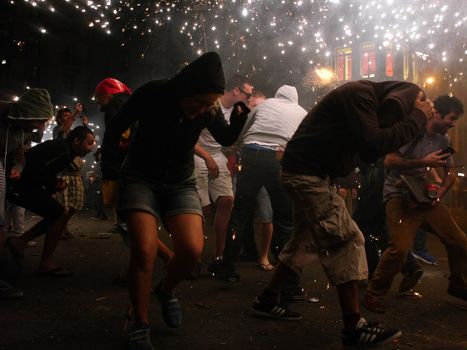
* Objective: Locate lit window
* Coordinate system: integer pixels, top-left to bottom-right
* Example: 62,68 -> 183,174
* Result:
385,49 -> 394,77
360,43 -> 376,78
336,47 -> 352,81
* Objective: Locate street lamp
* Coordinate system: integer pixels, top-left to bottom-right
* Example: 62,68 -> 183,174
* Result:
424,76 -> 435,87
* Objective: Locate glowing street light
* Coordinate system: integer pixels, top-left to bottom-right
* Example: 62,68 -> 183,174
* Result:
315,67 -> 335,84
425,76 -> 435,85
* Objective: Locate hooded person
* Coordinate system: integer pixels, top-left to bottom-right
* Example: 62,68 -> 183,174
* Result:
252,80 -> 434,348
1,88 -> 53,169
0,88 -> 53,299
101,51 -> 249,349
1,89 -> 52,232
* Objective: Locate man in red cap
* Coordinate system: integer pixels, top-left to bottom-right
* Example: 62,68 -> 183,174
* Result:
94,77 -> 133,210
95,78 -> 132,124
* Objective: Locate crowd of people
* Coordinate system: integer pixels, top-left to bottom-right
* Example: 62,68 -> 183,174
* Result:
1,51 -> 466,349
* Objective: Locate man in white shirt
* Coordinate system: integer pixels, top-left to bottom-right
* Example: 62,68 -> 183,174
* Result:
194,74 -> 253,261
211,85 -> 307,286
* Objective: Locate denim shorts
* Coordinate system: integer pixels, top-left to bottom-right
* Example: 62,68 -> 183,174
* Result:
254,186 -> 273,223
118,173 -> 203,219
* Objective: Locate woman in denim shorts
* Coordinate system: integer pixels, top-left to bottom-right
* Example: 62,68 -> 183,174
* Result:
101,52 -> 249,350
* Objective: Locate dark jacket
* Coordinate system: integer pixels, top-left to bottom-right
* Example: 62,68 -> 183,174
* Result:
282,80 -> 426,178
20,139 -> 74,193
100,93 -> 131,180
104,93 -> 130,126
101,52 -> 247,184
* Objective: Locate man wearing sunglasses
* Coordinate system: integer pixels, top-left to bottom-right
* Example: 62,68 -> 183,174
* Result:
194,74 -> 253,270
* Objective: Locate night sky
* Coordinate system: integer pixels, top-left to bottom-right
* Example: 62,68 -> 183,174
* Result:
1,1 -> 466,127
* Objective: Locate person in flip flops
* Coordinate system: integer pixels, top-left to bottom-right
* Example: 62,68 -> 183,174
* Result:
6,126 -> 95,276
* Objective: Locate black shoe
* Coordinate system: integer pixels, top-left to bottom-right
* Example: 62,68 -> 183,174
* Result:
398,268 -> 423,294
252,297 -> 302,321
154,283 -> 182,328
0,280 -> 24,299
281,286 -> 307,302
342,318 -> 401,347
207,260 -> 239,282
128,324 -> 154,350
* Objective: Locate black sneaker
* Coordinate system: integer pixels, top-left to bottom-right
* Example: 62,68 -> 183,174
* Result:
207,260 -> 239,282
0,280 -> 24,299
154,283 -> 182,328
398,268 -> 423,294
281,286 -> 307,302
252,297 -> 302,321
128,324 -> 154,350
342,318 -> 401,347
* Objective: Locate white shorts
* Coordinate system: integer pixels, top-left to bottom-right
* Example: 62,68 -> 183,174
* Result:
195,154 -> 234,207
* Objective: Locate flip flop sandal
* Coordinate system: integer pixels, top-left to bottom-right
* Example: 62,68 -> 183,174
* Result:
6,237 -> 24,267
258,263 -> 274,271
38,267 -> 73,277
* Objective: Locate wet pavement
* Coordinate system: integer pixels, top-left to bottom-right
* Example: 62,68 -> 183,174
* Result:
0,210 -> 466,350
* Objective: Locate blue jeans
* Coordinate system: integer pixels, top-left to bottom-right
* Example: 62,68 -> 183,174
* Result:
223,145 -> 294,262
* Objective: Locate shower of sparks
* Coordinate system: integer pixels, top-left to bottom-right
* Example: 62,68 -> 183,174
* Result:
8,0 -> 467,94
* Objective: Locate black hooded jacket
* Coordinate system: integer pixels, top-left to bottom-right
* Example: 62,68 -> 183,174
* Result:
101,52 -> 248,184
282,80 -> 427,179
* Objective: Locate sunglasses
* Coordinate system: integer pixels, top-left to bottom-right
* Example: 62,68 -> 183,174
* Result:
237,86 -> 252,99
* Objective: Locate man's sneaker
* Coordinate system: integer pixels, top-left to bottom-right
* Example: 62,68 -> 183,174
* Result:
342,317 -> 401,347
281,286 -> 307,302
0,280 -> 24,299
447,284 -> 467,302
154,283 -> 182,328
411,250 -> 438,265
363,294 -> 386,313
398,268 -> 424,294
207,260 -> 240,282
252,297 -> 302,321
128,324 -> 154,350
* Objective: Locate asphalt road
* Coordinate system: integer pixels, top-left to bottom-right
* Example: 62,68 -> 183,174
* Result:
0,210 -> 466,350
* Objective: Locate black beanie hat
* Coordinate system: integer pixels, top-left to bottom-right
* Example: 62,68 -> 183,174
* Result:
167,51 -> 225,98
9,88 -> 54,121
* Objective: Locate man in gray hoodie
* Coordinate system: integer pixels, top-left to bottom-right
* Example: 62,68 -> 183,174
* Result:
211,85 -> 307,287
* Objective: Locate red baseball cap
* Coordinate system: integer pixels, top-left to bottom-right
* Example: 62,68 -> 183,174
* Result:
95,78 -> 132,96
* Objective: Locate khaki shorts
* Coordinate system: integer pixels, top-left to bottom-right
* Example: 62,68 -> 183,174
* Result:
194,154 -> 233,207
278,171 -> 368,286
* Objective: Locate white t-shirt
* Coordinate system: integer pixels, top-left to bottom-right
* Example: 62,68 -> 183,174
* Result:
197,102 -> 233,155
